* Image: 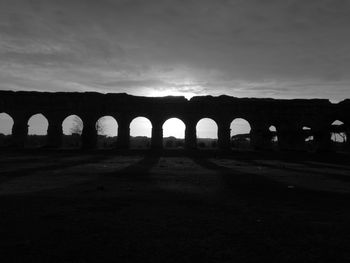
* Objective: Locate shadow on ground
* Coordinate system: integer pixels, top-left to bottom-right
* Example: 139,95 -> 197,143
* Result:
0,149 -> 349,262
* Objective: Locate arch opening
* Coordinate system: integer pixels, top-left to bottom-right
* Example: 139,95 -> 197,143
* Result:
26,113 -> 49,148
162,118 -> 185,148
196,118 -> 218,149
302,126 -> 313,142
96,116 -> 118,149
331,120 -> 347,151
62,115 -> 83,148
302,126 -> 314,151
269,125 -> 278,149
269,126 -> 278,142
130,117 -> 152,149
230,118 -> 251,150
0,113 -> 14,147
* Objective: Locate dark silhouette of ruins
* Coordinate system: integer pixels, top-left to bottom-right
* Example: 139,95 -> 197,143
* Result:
0,90 -> 349,152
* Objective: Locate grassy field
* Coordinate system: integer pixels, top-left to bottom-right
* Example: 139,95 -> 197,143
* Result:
0,150 -> 349,262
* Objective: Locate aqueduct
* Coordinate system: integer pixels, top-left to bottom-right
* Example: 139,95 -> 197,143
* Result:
0,90 -> 349,151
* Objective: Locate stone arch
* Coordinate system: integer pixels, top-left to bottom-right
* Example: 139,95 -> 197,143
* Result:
27,113 -> 49,147
330,120 -> 347,151
0,112 -> 14,147
331,120 -> 346,142
230,118 -> 251,149
0,112 -> 14,135
28,114 -> 48,135
162,117 -> 186,148
130,116 -> 152,149
95,116 -> 118,149
268,125 -> 278,149
62,115 -> 83,148
302,126 -> 314,151
302,126 -> 313,141
196,118 -> 218,148
269,125 -> 278,141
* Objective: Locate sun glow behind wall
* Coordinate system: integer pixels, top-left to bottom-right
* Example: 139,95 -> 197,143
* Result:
163,118 -> 185,138
146,88 -> 198,100
197,119 -> 218,139
130,117 -> 152,137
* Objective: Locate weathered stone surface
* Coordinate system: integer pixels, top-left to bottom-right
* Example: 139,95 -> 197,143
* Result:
0,90 -> 348,151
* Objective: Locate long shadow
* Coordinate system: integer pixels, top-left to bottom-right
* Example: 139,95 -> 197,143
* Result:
192,157 -> 292,201
235,158 -> 350,183
263,160 -> 350,183
192,157 -> 286,192
225,150 -> 350,166
0,154 -> 115,183
191,157 -> 350,207
220,150 -> 350,182
103,154 -> 160,182
0,155 -> 55,166
299,161 -> 350,171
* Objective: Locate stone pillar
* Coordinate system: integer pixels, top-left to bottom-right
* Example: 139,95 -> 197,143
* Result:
313,127 -> 331,152
47,118 -> 63,148
278,124 -> 304,151
217,121 -> 231,150
250,124 -> 271,150
11,115 -> 28,148
116,118 -> 130,149
151,121 -> 163,150
185,121 -> 197,150
81,120 -> 97,149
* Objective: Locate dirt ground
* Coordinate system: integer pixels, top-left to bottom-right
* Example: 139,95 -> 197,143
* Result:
0,149 -> 350,262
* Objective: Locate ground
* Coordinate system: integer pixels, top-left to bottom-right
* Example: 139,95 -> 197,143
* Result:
0,149 -> 350,262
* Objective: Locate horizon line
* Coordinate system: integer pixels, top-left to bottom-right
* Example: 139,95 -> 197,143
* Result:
1,89 -> 349,104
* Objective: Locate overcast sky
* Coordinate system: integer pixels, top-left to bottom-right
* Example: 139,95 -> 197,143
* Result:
1,0 -> 350,101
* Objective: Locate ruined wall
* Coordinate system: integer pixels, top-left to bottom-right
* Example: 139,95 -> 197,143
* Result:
0,90 -> 349,151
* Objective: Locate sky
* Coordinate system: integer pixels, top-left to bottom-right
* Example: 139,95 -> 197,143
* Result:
1,0 -> 350,101
1,0 -> 350,137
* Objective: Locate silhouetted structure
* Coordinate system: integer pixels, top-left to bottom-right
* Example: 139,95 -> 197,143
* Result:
0,91 -> 349,152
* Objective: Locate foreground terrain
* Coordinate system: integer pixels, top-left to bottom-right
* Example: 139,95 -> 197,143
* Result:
0,150 -> 350,262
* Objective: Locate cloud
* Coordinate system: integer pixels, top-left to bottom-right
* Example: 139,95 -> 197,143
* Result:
0,0 -> 350,101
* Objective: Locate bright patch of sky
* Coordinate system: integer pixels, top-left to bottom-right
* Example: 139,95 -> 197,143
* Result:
196,118 -> 218,139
